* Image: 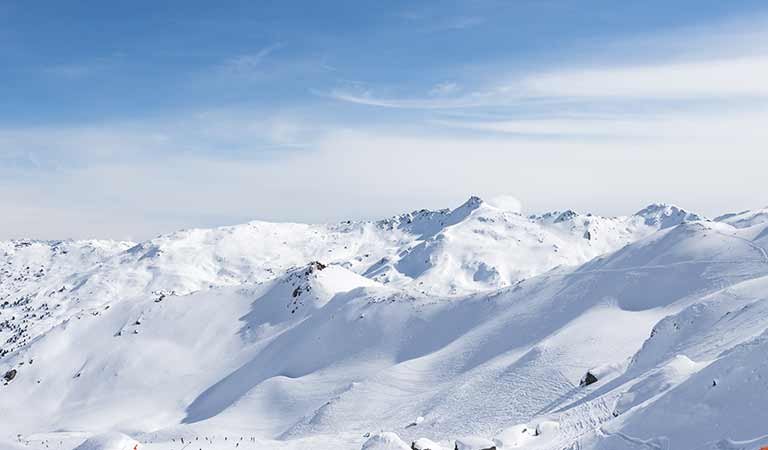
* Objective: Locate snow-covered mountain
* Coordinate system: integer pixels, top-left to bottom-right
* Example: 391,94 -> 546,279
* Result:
2,198 -> 767,450
715,206 -> 768,229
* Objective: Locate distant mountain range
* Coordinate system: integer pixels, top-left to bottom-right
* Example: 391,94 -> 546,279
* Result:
2,198 -> 767,450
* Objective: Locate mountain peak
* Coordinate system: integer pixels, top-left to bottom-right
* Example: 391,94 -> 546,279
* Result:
634,203 -> 704,229
445,195 -> 485,224
457,195 -> 484,210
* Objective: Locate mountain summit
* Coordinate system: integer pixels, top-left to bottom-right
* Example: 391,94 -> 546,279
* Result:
634,203 -> 704,228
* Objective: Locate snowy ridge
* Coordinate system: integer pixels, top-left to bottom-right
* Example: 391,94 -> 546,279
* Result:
0,197 -> 684,355
2,198 -> 768,450
715,206 -> 768,229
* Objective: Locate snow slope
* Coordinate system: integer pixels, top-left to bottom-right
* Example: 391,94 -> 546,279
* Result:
1,197 -> 695,357
2,198 -> 767,450
0,239 -> 133,357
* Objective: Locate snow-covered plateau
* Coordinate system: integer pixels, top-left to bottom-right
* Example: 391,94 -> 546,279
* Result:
2,197 -> 768,450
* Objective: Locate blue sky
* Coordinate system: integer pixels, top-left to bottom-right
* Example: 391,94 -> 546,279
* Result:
2,1 -> 768,239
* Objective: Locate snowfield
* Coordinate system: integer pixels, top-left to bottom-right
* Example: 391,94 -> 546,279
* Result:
2,197 -> 768,450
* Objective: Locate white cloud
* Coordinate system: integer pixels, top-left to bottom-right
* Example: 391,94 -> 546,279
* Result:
330,55 -> 768,109
433,108 -> 768,139
4,17 -> 768,240
514,57 -> 768,100
2,117 -> 765,241
0,110 -> 312,171
486,195 -> 523,213
329,14 -> 768,110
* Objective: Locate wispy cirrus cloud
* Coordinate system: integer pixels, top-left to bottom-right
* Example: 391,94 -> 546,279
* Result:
220,43 -> 284,77
325,88 -> 489,109
328,15 -> 768,112
326,14 -> 768,144
329,55 -> 768,109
